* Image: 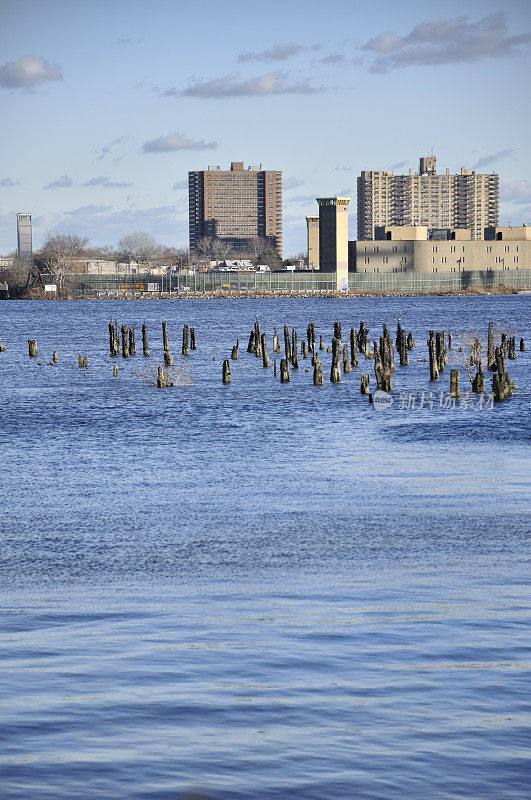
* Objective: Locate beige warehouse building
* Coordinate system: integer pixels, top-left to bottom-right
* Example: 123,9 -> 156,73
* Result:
352,226 -> 530,274
306,216 -> 319,270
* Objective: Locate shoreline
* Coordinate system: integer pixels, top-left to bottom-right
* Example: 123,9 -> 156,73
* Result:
11,284 -> 526,301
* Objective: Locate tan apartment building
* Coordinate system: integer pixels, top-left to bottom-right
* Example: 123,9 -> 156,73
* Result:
352,226 -> 530,274
306,216 -> 319,269
188,161 -> 282,255
317,197 -> 350,289
357,156 -> 499,241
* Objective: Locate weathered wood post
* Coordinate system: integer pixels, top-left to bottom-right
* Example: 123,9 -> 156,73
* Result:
350,328 -> 358,366
319,335 -> 325,351
78,354 -> 83,367
395,320 -> 403,351
374,339 -> 392,391
231,339 -> 239,360
280,358 -> 290,383
157,366 -> 168,388
407,331 -> 415,350
28,339 -> 38,357
182,324 -> 189,356
0,336 -> 6,352
254,320 -> 262,357
492,346 -> 512,401
313,359 -> 324,385
109,322 -> 119,356
508,336 -> 517,360
472,361 -> 485,393
261,333 -> 270,368
520,337 -> 525,352
274,360 -> 277,377
273,327 -> 281,353
222,359 -> 231,384
448,332 -> 452,350
358,321 -> 368,353
330,337 -> 341,383
50,350 -> 58,365
500,332 -> 507,354
292,329 -> 299,368
284,325 -> 292,361
334,321 -> 342,342
121,325 -> 129,358
164,351 -> 173,366
113,364 -> 118,377
398,327 -> 409,366
360,373 -> 370,394
142,323 -> 149,356
247,330 -> 256,353
487,321 -> 495,370
428,331 -> 439,381
82,355 -> 87,368
162,321 -> 169,353
343,344 -> 351,373
301,340 -> 308,358
129,326 -> 136,355
190,328 -> 197,350
435,331 -> 446,373
307,323 -> 316,353
450,368 -> 460,398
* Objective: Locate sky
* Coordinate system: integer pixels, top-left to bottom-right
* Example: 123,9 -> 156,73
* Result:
1,0 -> 530,255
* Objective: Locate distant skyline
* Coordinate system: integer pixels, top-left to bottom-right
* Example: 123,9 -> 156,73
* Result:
1,0 -> 530,254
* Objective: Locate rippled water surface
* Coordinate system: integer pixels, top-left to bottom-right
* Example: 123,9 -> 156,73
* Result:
1,296 -> 530,799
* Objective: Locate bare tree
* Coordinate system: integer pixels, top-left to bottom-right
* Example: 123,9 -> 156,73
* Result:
39,233 -> 89,291
194,236 -> 233,263
117,232 -> 163,266
0,252 -> 32,294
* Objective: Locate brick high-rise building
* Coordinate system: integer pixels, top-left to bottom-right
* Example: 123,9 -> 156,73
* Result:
188,161 -> 282,255
357,156 -> 499,240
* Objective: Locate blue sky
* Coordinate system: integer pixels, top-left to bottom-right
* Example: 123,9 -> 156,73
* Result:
1,0 -> 530,254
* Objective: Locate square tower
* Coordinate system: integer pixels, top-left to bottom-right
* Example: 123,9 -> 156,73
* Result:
306,215 -> 319,270
317,197 -> 350,289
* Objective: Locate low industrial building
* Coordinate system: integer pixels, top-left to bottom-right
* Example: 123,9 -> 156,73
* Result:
350,226 -> 530,274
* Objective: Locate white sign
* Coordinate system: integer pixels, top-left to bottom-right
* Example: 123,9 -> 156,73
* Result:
147,282 -> 158,292
44,284 -> 57,292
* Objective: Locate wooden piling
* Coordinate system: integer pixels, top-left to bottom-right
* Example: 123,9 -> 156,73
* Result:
520,337 -> 525,352
190,328 -> 196,350
231,339 -> 239,360
507,336 -> 517,360
284,325 -> 292,361
280,358 -> 290,383
407,332 -> 415,350
142,323 -> 149,356
450,369 -> 460,398
428,331 -> 439,381
350,328 -> 358,366
129,326 -> 136,355
360,373 -> 370,394
334,322 -> 342,342
398,326 -> 409,366
374,340 -> 392,391
82,355 -> 87,368
78,354 -> 83,367
307,323 -> 316,353
301,340 -> 308,358
448,332 -> 452,350
164,351 -> 174,366
254,320 -> 262,357
343,344 -> 351,373
247,330 -> 256,353
182,324 -> 189,356
222,360 -> 231,384
121,325 -> 129,358
274,360 -> 277,377
50,350 -> 58,365
487,322 -> 495,370
313,360 -> 324,385
113,364 -> 118,377
157,366 -> 169,388
0,336 -> 5,352
109,322 -> 119,356
319,335 -> 325,351
330,337 -> 341,383
291,329 -> 299,368
492,346 -> 513,401
162,321 -> 169,353
273,327 -> 281,353
471,361 -> 485,393
261,333 -> 270,368
28,339 -> 38,357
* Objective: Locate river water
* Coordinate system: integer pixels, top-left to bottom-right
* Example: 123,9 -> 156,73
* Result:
1,296 -> 530,799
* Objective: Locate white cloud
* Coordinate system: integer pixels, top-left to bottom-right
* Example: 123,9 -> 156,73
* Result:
142,132 -> 217,153
238,43 -> 321,62
363,12 -> 531,72
43,175 -> 73,190
0,54 -> 63,89
83,176 -> 133,188
0,178 -> 19,187
472,149 -> 514,170
502,180 -> 531,205
181,71 -> 323,98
